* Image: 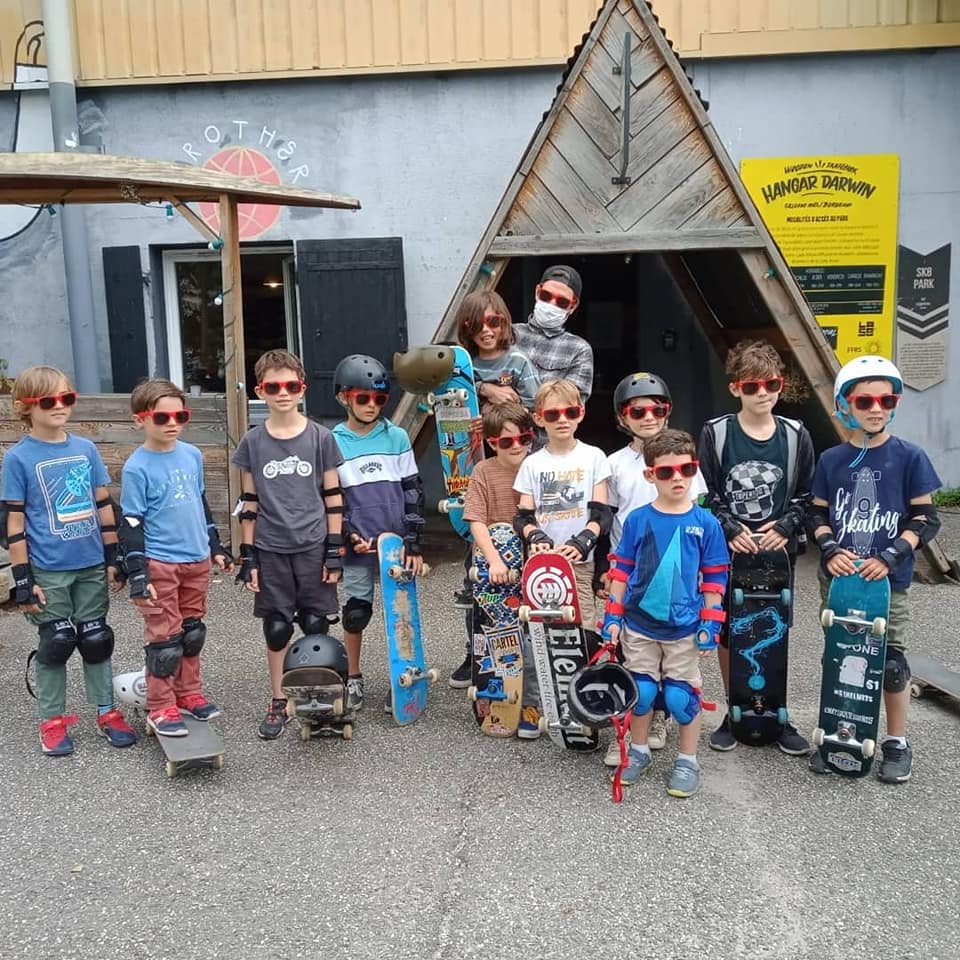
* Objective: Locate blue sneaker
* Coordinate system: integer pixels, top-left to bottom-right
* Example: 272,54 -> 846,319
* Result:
177,693 -> 221,721
147,705 -> 189,737
40,715 -> 79,756
517,706 -> 542,740
667,758 -> 701,798
610,746 -> 652,785
96,708 -> 138,747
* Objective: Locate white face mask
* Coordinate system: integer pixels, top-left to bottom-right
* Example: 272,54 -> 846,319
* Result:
533,299 -> 568,331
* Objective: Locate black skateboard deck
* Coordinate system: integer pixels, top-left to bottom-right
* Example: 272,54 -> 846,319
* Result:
909,653 -> 960,709
147,715 -> 224,779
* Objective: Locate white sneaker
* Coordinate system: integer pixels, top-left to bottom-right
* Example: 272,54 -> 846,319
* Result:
603,730 -> 632,767
649,711 -> 670,750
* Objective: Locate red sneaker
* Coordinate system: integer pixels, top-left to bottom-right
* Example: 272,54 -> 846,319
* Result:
39,715 -> 79,756
147,705 -> 189,737
96,708 -> 138,747
177,692 -> 221,721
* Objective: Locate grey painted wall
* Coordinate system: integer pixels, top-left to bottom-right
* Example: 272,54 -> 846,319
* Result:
690,47 -> 960,482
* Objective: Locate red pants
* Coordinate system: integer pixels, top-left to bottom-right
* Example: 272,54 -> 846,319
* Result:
139,558 -> 211,711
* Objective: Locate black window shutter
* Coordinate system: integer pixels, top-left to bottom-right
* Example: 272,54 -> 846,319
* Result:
103,246 -> 149,392
295,238 -> 408,419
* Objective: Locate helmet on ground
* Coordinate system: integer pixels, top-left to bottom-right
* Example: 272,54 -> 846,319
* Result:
393,346 -> 456,393
833,355 -> 903,430
613,372 -> 672,414
283,633 -> 349,676
333,355 -> 389,397
113,669 -> 147,710
566,662 -> 638,728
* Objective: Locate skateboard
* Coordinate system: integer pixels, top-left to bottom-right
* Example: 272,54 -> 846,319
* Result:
426,345 -> 481,539
146,716 -> 224,779
378,531 -> 438,725
909,653 -> 960,709
727,543 -> 792,746
282,665 -> 354,741
519,552 -> 599,752
813,567 -> 889,777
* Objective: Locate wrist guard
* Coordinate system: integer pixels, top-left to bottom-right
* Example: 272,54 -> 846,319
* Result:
126,559 -> 150,600
815,531 -> 843,563
879,537 -> 913,571
12,563 -> 37,606
600,599 -> 624,639
697,607 -> 726,651
235,543 -> 259,585
103,542 -> 120,570
565,528 -> 598,561
527,528 -> 553,549
325,533 -> 345,571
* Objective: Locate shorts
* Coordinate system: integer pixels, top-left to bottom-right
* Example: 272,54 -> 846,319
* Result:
343,562 -> 377,605
254,544 -> 339,621
26,564 -> 108,625
818,574 -> 909,651
719,553 -> 797,648
573,561 -> 597,631
620,624 -> 702,688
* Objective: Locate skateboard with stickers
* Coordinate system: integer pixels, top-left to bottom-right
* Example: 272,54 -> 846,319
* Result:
813,566 -> 889,777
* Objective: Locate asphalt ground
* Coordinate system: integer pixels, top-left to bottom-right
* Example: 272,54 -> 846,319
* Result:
2,522 -> 960,960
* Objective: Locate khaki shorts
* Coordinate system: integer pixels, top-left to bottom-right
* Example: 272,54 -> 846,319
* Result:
817,575 -> 909,651
620,624 -> 702,687
573,561 -> 597,630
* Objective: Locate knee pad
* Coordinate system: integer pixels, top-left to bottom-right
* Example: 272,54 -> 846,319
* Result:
298,610 -> 331,636
36,619 -> 77,667
263,614 -> 294,652
663,678 -> 701,726
884,649 -> 911,693
342,597 -> 373,633
631,672 -> 660,716
76,618 -> 115,664
145,636 -> 184,678
181,618 -> 206,658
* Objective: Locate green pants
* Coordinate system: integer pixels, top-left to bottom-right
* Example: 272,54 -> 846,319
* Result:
27,565 -> 113,720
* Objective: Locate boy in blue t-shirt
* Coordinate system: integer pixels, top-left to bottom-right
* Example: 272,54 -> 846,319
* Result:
809,356 -> 941,784
1,365 -> 136,756
601,429 -> 729,799
119,379 -> 233,737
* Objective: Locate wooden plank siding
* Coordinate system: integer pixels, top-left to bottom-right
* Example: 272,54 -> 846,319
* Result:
4,0 -> 959,88
0,394 -> 232,532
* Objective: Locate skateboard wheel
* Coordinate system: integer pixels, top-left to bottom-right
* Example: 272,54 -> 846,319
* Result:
812,727 -> 825,747
285,700 -> 297,719
538,716 -> 548,733
518,604 -> 531,623
398,671 -> 414,688
300,723 -> 311,741
342,723 -> 353,741
212,754 -> 224,770
165,760 -> 177,779
871,616 -> 886,637
732,588 -> 744,607
455,388 -> 469,401
427,669 -> 440,683
333,697 -> 343,715
388,564 -> 405,580
467,685 -> 478,702
820,609 -> 835,629
862,738 -> 876,759
777,707 -> 789,725
507,569 -> 520,584
780,588 -> 792,606
730,705 -> 742,724
910,682 -> 924,699
468,566 -> 479,582
561,605 -> 577,624
426,391 -> 437,405
438,499 -> 450,514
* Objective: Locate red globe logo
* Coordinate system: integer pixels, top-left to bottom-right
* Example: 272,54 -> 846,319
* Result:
199,147 -> 282,240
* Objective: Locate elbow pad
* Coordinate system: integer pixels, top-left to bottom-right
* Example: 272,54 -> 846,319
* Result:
587,501 -> 613,536
903,504 -> 941,547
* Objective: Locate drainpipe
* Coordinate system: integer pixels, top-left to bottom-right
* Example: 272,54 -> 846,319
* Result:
42,0 -> 101,392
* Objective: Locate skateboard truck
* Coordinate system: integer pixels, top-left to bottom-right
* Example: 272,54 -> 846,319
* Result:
518,604 -> 577,623
397,666 -> 439,688
820,608 -> 886,637
387,563 -> 431,584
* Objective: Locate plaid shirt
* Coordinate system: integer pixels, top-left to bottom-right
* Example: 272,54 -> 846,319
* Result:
513,321 -> 593,401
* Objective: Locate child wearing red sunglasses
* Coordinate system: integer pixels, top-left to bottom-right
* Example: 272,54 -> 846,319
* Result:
697,339 -> 814,756
2,365 -> 136,756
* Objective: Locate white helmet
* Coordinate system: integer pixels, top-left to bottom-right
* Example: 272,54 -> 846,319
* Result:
833,355 -> 903,430
113,669 -> 147,709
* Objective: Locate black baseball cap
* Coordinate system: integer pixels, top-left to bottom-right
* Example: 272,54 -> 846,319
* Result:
539,264 -> 582,299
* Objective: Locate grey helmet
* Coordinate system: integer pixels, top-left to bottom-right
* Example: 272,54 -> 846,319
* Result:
566,662 -> 638,728
283,633 -> 349,677
613,371 -> 672,413
333,355 -> 389,396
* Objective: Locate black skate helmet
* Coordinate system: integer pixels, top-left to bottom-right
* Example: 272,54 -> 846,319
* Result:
333,354 -> 389,397
613,371 -> 672,414
283,633 -> 349,677
566,662 -> 638,728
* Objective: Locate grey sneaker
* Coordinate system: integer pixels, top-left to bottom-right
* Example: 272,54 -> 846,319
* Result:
347,676 -> 364,712
648,711 -> 670,750
709,715 -> 737,752
603,730 -> 632,767
877,739 -> 912,783
667,758 -> 701,798
777,722 -> 810,756
609,746 -> 652,785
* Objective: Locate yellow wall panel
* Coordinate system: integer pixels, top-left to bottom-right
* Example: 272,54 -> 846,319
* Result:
154,0 -> 186,76
127,0 -> 158,77
908,0 -> 939,21
181,0 -> 213,77
398,0 -> 427,63
288,0 -> 319,68
74,0 -> 106,80
454,0 -> 481,62
236,0 -> 266,71
426,0 -> 454,62
818,0 -> 849,28
849,0 -> 881,26
509,0 -> 538,60
708,1 -> 738,34
788,1 -> 821,29
566,0 -> 600,49
344,0 -> 373,66
879,0 -> 909,24
100,0 -> 132,78
738,0 -> 768,32
481,0 -> 511,58
262,0 -> 293,70
372,0 -> 401,65
316,0 -> 346,68
537,0 -> 566,58
941,0 -> 960,19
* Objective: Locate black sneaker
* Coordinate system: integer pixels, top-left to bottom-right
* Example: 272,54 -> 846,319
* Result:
347,675 -> 364,712
877,739 -> 913,783
453,587 -> 474,610
777,722 -> 811,756
258,698 -> 288,740
708,715 -> 737,752
449,652 -> 472,689
808,750 -> 831,775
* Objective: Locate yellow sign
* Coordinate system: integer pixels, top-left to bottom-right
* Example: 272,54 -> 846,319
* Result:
741,155 -> 899,362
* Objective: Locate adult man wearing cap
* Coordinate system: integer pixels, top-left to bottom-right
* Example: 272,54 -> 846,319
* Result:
513,265 -> 594,402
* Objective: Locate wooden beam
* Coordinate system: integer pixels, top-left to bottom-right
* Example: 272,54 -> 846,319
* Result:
662,253 -> 735,360
219,193 -> 247,548
167,195 -> 219,243
489,228 -> 764,256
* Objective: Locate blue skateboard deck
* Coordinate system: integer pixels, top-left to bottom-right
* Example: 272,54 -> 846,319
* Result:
814,567 -> 890,777
378,532 -> 436,725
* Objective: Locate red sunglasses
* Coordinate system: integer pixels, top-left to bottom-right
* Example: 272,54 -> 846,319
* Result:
488,431 -> 534,450
734,377 -> 784,396
344,389 -> 389,407
259,379 -> 305,396
19,391 -> 77,410
651,460 -> 699,481
538,404 -> 583,423
536,288 -> 575,311
137,409 -> 191,426
622,402 -> 671,421
468,315 -> 505,333
851,393 -> 900,412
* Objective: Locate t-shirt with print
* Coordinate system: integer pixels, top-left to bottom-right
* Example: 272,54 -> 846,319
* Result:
812,436 -> 941,591
719,417 -> 789,530
513,440 -> 611,561
233,419 -> 343,553
463,458 -> 522,527
121,441 -> 210,564
473,348 -> 540,410
606,444 -> 708,550
613,503 -> 729,641
0,433 -> 110,571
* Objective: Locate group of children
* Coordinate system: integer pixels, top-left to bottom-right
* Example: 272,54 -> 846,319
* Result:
2,327 -> 942,799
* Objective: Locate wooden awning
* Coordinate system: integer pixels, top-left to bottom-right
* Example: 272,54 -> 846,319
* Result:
0,152 -> 360,209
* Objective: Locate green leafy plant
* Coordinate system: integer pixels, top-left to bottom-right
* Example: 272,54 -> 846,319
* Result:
933,488 -> 960,508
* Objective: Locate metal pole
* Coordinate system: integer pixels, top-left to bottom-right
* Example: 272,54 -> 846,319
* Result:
42,0 -> 101,392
